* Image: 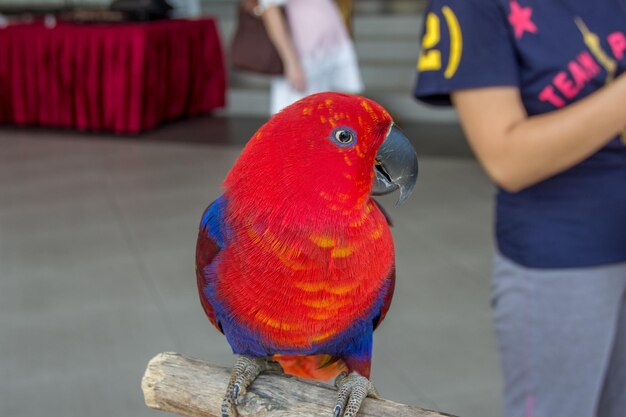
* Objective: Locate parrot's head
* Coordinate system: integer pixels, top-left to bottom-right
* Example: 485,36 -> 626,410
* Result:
224,92 -> 418,221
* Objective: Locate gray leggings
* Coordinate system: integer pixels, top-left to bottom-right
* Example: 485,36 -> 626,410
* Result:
492,252 -> 626,417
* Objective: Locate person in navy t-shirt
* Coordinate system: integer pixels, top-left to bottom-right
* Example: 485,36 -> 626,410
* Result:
414,1 -> 626,416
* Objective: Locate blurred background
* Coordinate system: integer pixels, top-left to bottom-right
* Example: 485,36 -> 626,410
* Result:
0,1 -> 501,417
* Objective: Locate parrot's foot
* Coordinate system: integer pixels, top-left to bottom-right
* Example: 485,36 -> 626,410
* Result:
221,355 -> 282,417
332,372 -> 379,417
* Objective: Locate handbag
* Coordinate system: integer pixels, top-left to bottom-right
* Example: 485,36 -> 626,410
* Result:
230,0 -> 284,75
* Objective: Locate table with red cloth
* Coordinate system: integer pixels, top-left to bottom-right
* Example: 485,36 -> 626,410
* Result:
0,19 -> 226,134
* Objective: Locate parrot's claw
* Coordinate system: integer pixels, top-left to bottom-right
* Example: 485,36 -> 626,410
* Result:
221,355 -> 282,417
332,372 -> 379,417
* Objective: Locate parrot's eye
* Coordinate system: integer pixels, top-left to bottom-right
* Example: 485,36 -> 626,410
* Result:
335,130 -> 353,144
331,128 -> 356,147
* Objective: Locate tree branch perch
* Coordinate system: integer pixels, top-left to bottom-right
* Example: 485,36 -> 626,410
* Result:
142,352 -> 457,417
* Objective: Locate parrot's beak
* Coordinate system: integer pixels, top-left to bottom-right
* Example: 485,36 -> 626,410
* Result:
372,123 -> 418,205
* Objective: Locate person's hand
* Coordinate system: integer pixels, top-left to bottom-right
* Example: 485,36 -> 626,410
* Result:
285,61 -> 306,92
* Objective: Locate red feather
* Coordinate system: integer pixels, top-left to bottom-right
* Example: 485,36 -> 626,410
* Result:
197,93 -> 398,379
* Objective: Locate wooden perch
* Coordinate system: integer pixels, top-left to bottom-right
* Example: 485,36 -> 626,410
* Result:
142,352 -> 457,417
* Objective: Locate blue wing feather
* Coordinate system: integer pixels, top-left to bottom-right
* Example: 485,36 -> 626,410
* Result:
196,195 -> 229,332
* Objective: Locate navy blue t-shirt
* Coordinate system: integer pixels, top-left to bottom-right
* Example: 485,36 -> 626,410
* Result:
414,0 -> 626,268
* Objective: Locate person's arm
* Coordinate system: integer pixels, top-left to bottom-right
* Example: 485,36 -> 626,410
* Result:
261,5 -> 306,91
451,74 -> 626,192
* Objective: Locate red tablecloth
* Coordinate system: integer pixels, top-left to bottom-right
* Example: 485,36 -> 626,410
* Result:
0,19 -> 226,134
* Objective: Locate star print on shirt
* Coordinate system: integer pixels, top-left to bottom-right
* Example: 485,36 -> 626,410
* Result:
508,0 -> 538,39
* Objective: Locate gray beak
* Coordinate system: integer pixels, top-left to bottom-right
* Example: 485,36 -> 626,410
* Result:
372,124 -> 418,205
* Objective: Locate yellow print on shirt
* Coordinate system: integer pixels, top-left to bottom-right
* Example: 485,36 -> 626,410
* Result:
417,6 -> 463,79
575,17 -> 626,144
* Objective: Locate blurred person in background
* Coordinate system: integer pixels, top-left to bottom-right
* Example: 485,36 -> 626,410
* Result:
414,1 -> 626,417
261,0 -> 363,114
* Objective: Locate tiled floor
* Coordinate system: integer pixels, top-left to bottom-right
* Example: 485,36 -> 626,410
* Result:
0,119 -> 501,417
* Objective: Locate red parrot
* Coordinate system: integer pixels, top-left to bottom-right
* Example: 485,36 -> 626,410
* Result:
196,92 -> 418,417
